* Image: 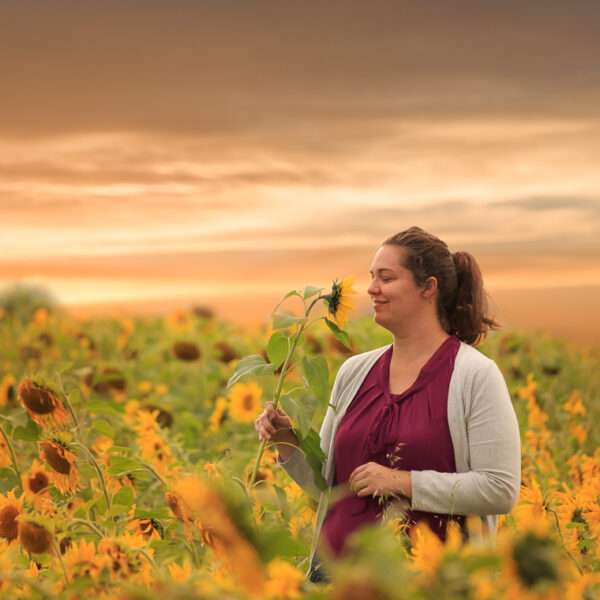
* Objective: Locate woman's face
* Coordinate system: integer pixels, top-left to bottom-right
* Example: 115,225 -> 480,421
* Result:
367,245 -> 431,332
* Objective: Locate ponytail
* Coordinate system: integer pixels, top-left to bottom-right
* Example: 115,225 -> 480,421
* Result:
449,251 -> 499,346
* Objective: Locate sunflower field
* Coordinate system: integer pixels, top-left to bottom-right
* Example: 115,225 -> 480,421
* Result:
1,287 -> 600,599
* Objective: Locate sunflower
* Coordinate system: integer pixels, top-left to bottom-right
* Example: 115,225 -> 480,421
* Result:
265,558 -> 304,599
168,560 -> 193,582
0,374 -> 16,408
18,519 -> 53,554
38,439 -> 81,495
228,382 -> 262,424
0,436 -> 11,468
323,276 -> 357,330
21,458 -> 51,505
209,396 -> 228,432
125,506 -> 161,541
172,341 -> 201,361
62,538 -> 104,581
18,379 -> 68,428
0,489 -> 25,544
172,475 -> 266,596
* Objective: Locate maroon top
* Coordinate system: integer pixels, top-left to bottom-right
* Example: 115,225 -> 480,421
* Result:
321,335 -> 464,557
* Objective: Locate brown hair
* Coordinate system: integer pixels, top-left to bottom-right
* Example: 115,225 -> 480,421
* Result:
382,226 -> 499,346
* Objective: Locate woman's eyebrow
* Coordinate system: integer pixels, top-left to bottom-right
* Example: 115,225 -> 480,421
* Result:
369,267 -> 396,276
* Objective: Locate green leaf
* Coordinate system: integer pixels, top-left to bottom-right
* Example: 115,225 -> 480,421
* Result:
12,418 -> 41,442
149,539 -> 174,552
280,394 -> 311,436
272,311 -> 307,330
303,285 -> 323,300
87,400 -> 122,416
135,508 -> 171,520
271,289 -> 302,314
227,354 -> 276,388
302,355 -> 330,405
14,553 -> 30,569
260,530 -> 307,561
279,395 -> 299,421
65,577 -> 94,593
57,361 -> 74,374
92,419 -> 115,439
0,467 -> 14,478
299,428 -> 327,491
295,402 -> 313,438
107,456 -> 142,477
267,331 -> 289,369
325,318 -> 351,349
5,408 -> 28,428
273,484 -> 291,521
104,504 -> 129,518
77,463 -> 97,481
112,485 -> 135,508
105,446 -> 133,454
69,388 -> 81,406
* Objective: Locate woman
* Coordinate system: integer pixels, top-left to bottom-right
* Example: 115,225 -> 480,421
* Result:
254,226 -> 521,580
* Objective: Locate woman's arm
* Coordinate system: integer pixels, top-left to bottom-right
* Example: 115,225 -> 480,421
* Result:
409,361 -> 521,516
276,360 -> 349,500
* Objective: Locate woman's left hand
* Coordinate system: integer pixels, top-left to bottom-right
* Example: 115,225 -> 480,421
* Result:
349,462 -> 412,499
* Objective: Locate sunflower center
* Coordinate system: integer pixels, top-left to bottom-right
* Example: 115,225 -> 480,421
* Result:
29,471 -> 50,493
243,394 -> 254,411
18,521 -> 53,554
0,505 -> 20,541
20,383 -> 58,415
42,442 -> 72,475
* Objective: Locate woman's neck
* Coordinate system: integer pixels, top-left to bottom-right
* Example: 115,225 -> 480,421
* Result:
390,320 -> 450,364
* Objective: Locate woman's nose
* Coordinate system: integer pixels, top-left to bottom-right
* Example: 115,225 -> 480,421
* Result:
367,279 -> 379,295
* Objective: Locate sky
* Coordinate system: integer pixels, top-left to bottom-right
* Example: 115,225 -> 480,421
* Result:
1,1 -> 599,342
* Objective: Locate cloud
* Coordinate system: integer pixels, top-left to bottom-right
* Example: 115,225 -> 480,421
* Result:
1,1 -> 599,137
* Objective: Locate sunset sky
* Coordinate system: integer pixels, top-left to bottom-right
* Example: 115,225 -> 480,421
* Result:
1,1 -> 599,342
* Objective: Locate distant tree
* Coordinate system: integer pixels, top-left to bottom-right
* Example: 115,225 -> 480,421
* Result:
0,282 -> 58,321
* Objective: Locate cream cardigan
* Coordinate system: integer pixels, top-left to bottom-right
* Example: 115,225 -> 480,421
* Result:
278,342 -> 521,565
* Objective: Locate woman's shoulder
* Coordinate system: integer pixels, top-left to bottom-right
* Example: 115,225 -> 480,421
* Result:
453,341 -> 507,389
455,341 -> 496,370
336,344 -> 391,380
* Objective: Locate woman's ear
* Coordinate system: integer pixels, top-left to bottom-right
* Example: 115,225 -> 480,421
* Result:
422,276 -> 438,302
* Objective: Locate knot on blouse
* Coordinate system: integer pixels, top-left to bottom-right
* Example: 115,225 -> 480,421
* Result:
365,337 -> 460,465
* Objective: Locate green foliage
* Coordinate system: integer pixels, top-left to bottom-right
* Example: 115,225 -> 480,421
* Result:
0,281 -> 58,321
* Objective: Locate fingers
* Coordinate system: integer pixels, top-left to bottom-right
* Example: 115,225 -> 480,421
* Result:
349,462 -> 373,483
255,414 -> 276,441
255,402 -> 292,441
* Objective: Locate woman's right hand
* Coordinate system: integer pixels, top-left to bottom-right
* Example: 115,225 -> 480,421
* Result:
254,402 -> 299,461
254,401 -> 292,442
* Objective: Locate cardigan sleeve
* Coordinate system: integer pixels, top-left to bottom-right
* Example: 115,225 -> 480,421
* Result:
276,359 -> 349,500
410,361 -> 521,516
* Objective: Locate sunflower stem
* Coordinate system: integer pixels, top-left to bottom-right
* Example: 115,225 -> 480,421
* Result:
67,517 -> 106,538
248,319 -> 307,493
57,380 -> 82,442
138,462 -> 168,487
73,442 -> 111,511
133,547 -> 158,572
53,538 -> 70,586
547,507 -> 583,575
0,421 -> 23,493
186,539 -> 201,568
